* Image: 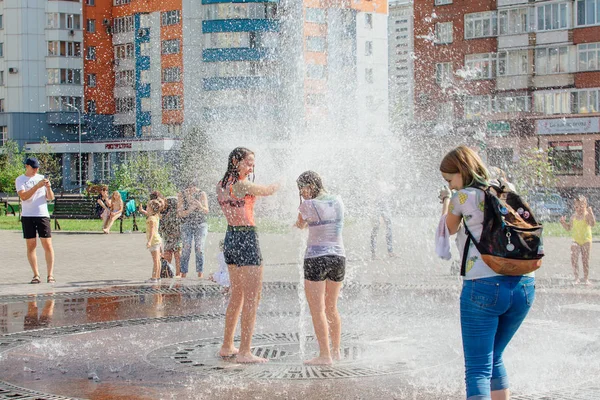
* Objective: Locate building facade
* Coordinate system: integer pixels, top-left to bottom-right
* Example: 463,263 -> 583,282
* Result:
0,0 -> 388,190
413,0 -> 600,197
388,0 -> 413,130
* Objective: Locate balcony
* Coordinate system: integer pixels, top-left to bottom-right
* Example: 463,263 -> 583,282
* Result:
497,75 -> 532,91
46,111 -> 80,125
113,112 -> 135,125
498,34 -> 530,49
536,30 -> 570,46
533,73 -> 574,89
497,0 -> 528,7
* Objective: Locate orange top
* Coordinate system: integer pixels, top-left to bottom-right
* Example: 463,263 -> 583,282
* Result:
217,180 -> 256,227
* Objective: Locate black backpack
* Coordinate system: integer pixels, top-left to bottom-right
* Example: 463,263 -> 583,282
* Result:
461,184 -> 544,276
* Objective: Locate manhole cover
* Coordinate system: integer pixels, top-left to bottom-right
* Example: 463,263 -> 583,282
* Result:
147,332 -> 457,379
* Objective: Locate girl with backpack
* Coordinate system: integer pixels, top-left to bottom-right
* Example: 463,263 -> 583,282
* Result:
294,171 -> 345,365
439,146 -> 536,400
216,147 -> 279,363
560,195 -> 596,285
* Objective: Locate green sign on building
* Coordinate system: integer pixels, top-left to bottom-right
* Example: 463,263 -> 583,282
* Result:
487,121 -> 510,134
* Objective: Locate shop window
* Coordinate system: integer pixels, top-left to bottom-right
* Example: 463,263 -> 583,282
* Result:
549,141 -> 584,175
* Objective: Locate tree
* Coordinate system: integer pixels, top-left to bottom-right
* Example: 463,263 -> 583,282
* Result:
27,137 -> 62,188
511,147 -> 557,195
110,152 -> 176,201
0,140 -> 25,193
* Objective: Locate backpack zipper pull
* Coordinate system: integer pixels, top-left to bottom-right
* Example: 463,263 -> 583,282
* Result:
506,231 -> 515,251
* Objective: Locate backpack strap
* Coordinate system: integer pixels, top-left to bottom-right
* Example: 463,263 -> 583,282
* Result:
460,223 -> 477,276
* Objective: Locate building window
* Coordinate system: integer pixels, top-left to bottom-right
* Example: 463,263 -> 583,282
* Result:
306,36 -> 325,52
537,2 -> 569,31
162,95 -> 181,110
162,39 -> 180,55
0,126 -> 7,146
114,43 -> 134,60
47,96 -> 82,112
113,16 -> 134,34
536,46 -> 570,75
494,95 -> 531,113
435,22 -> 453,44
166,124 -> 182,137
435,0 -> 453,5
498,7 -> 532,35
86,46 -> 96,60
306,64 -> 325,79
497,50 -> 528,76
0,15 -> 3,29
573,88 -> 600,113
47,68 -> 82,84
115,70 -> 134,87
114,0 -> 131,5
46,13 -> 81,30
0,71 -> 4,86
578,43 -> 600,71
365,68 -> 374,83
87,100 -> 96,114
115,97 -> 135,113
141,125 -> 152,136
48,41 -> 82,57
576,0 -> 600,26
0,99 -> 4,112
365,14 -> 373,29
162,67 -> 181,83
161,10 -> 181,26
305,8 -> 326,23
86,19 -> 95,33
435,62 -> 453,85
365,41 -> 373,56
464,95 -> 492,119
464,53 -> 496,80
85,0 -> 95,5
141,97 -> 151,112
534,91 -> 571,114
87,73 -> 96,87
140,42 -> 150,57
99,153 -> 110,181
465,11 -> 497,39
549,141 -> 583,176
0,43 -> 3,57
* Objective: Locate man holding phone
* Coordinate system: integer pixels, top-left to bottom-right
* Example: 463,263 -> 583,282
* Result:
15,157 -> 56,284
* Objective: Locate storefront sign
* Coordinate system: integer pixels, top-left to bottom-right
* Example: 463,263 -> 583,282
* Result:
486,121 -> 510,137
105,143 -> 132,150
537,117 -> 600,135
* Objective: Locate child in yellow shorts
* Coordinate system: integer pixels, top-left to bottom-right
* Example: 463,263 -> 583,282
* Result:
560,196 -> 596,285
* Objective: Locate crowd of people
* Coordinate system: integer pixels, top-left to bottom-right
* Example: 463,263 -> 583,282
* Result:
14,145 -> 596,399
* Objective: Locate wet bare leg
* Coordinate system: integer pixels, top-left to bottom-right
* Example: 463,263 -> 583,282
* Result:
325,280 -> 343,361
581,242 -> 591,284
304,280 -> 332,365
236,266 -> 267,363
571,243 -> 581,283
220,265 -> 243,357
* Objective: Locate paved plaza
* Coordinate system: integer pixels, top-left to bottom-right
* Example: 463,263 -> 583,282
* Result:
0,219 -> 599,399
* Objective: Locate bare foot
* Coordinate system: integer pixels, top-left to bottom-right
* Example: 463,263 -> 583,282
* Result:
331,349 -> 341,361
236,353 -> 269,363
219,346 -> 239,357
304,356 -> 333,365
583,279 -> 591,285
198,272 -> 204,279
181,273 -> 187,278
574,278 -> 581,285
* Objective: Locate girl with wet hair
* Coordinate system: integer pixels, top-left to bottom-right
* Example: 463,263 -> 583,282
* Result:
439,145 -> 535,400
216,147 -> 279,363
295,171 -> 345,365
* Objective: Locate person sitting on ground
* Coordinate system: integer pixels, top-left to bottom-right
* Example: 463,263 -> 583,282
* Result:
560,195 -> 596,285
102,191 -> 123,234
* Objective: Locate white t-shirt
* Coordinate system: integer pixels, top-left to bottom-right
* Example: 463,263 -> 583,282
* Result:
449,187 -> 500,280
15,174 -> 50,217
298,194 -> 345,259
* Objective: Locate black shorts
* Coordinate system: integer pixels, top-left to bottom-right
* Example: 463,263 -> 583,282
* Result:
304,255 -> 346,282
224,226 -> 262,266
21,217 -> 52,239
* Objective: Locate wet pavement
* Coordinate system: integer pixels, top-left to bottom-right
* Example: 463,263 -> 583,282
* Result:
1,223 -> 600,399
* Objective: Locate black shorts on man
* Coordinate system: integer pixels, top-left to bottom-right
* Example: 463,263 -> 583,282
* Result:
21,217 -> 52,239
304,255 -> 345,282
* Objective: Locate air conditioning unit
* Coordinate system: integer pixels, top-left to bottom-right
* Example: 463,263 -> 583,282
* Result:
69,29 -> 75,36
8,67 -> 18,74
103,18 -> 110,26
106,26 -> 113,35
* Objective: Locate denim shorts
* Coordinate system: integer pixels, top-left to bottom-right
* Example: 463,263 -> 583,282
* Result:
224,226 -> 262,267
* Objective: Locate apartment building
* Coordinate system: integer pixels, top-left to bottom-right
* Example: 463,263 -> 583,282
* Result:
414,0 -> 600,195
388,0 -> 413,129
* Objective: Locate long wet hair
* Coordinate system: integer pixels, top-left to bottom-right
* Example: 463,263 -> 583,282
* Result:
440,146 -> 490,188
220,147 -> 255,189
297,170 -> 325,204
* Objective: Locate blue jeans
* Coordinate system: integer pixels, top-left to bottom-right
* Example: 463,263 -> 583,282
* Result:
460,276 -> 535,400
180,222 -> 208,274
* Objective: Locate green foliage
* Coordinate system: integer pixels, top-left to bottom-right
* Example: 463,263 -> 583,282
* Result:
110,153 -> 176,201
27,137 -> 62,187
0,140 -> 25,193
512,147 -> 557,195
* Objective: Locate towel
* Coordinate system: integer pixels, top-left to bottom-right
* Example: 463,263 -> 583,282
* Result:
436,214 -> 452,260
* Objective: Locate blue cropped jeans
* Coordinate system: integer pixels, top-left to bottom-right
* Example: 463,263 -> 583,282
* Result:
180,221 -> 208,274
460,275 -> 535,400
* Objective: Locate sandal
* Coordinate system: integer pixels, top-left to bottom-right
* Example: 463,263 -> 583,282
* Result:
30,276 -> 41,284
47,276 -> 56,283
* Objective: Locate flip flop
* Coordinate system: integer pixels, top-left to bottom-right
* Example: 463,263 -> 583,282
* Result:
30,276 -> 41,284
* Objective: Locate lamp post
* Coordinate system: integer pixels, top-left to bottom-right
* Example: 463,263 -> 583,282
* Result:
63,102 -> 82,193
